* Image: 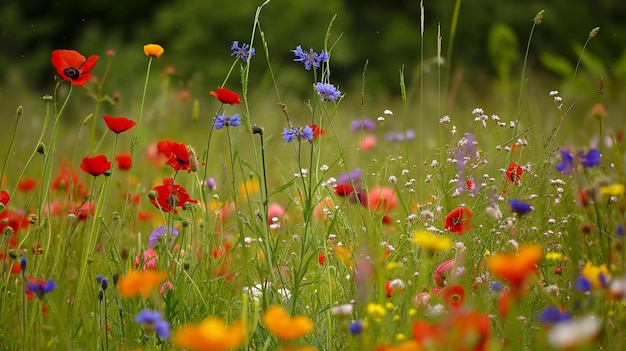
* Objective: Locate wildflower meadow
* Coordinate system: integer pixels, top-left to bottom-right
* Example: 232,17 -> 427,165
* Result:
1,2 -> 625,350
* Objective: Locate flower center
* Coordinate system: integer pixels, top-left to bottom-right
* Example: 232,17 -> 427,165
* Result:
63,67 -> 80,80
166,194 -> 179,207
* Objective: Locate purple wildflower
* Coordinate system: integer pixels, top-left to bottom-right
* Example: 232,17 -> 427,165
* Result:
214,114 -> 240,130
315,82 -> 342,101
149,225 -> 180,248
282,125 -> 314,143
555,149 -> 574,175
135,309 -> 171,340
230,41 -> 255,61
509,198 -> 532,215
537,306 -> 572,325
27,279 -> 56,299
581,149 -> 600,168
291,45 -> 329,70
351,119 -> 377,131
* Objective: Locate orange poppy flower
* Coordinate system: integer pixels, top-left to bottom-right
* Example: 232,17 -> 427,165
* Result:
173,317 -> 244,351
117,269 -> 167,298
262,305 -> 314,341
488,244 -> 543,290
144,44 -> 164,58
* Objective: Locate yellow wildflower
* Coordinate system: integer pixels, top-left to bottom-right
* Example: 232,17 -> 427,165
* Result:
412,230 -> 453,253
600,184 -> 624,197
545,252 -> 564,262
582,262 -> 610,289
366,303 -> 386,318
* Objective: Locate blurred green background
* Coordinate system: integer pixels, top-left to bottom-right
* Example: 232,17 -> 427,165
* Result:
1,0 -> 625,138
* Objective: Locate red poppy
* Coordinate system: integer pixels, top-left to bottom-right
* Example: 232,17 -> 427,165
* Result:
70,202 -> 95,220
368,186 -> 398,212
150,178 -> 198,214
309,124 -> 324,141
444,207 -> 473,235
103,116 -> 136,134
0,190 -> 9,208
157,141 -> 190,172
441,285 -> 465,308
210,87 -> 241,105
51,161 -> 89,198
335,183 -> 355,197
115,154 -> 132,170
318,252 -> 326,265
17,178 -> 37,192
505,162 -> 523,184
80,155 -> 111,177
51,49 -> 99,86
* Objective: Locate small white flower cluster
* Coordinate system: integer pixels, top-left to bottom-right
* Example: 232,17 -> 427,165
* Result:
549,90 -> 563,109
472,107 -> 489,128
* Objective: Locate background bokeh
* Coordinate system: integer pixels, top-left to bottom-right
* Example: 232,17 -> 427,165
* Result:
1,0 -> 625,144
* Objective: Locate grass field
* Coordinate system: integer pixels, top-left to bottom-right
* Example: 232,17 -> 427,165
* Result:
0,3 -> 625,351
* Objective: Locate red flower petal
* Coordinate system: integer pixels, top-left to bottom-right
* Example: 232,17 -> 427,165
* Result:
335,183 -> 355,197
103,116 -> 136,133
0,190 -> 10,207
444,207 -> 473,235
210,87 -> 241,105
115,154 -> 133,170
51,49 -> 99,86
80,155 -> 111,177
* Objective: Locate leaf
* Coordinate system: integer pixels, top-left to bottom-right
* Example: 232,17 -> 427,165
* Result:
539,52 -> 574,77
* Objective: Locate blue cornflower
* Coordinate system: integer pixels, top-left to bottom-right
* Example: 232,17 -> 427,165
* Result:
291,45 -> 329,70
537,306 -> 572,325
617,224 -> 624,237
509,198 -> 532,215
339,169 -> 363,184
214,113 -> 241,130
282,125 -> 313,143
385,130 -> 416,142
581,149 -> 601,168
230,41 -> 255,61
135,309 -> 170,340
349,321 -> 363,335
149,225 -> 180,248
20,257 -> 27,272
28,279 -> 56,299
575,276 -> 592,292
555,149 -> 574,175
490,281 -> 504,292
315,82 -> 342,101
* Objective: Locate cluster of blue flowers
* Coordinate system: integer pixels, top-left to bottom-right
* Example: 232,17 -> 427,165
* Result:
282,125 -> 313,143
214,113 -> 241,130
556,148 -> 601,174
291,45 -> 328,71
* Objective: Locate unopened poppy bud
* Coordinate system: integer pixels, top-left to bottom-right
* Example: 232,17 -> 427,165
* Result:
43,94 -> 53,101
8,249 -> 17,259
16,106 -> 23,117
182,218 -> 190,227
103,170 -> 111,177
4,227 -> 14,236
107,49 -> 116,57
252,124 -> 264,135
37,142 -> 46,156
28,214 -> 38,224
68,213 -> 77,222
148,190 -> 158,200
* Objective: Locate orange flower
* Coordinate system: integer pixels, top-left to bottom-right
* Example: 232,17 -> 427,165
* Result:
144,44 -> 164,58
117,269 -> 167,297
262,305 -> 314,341
173,317 -> 244,351
488,244 -> 542,290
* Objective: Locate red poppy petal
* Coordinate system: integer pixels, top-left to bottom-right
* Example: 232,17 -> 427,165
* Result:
81,55 -> 99,72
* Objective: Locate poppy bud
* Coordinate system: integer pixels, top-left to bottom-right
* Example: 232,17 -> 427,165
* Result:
148,190 -> 158,200
252,124 -> 264,135
554,266 -> 563,276
16,105 -> 23,117
37,142 -> 46,156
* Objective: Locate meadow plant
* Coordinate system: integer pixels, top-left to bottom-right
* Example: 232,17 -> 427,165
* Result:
0,2 -> 625,351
